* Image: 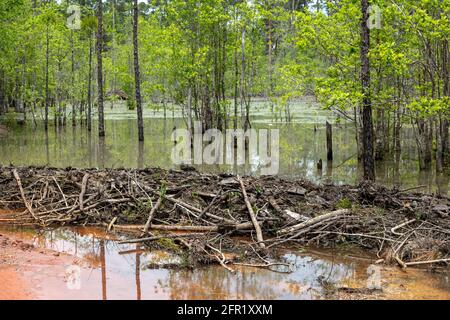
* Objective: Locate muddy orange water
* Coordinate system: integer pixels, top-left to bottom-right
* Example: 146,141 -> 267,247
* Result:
0,225 -> 449,300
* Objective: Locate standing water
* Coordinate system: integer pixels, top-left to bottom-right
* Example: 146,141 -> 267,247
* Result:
0,225 -> 448,300
0,99 -> 447,194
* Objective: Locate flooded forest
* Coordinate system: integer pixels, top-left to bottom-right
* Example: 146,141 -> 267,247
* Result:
0,0 -> 449,300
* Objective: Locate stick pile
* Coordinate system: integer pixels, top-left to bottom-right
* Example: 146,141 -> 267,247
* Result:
0,166 -> 448,268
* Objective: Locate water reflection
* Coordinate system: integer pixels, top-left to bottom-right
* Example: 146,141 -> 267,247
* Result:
0,226 -> 449,300
0,101 -> 447,193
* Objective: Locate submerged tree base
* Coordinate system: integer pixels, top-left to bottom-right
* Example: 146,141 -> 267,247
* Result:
0,166 -> 448,270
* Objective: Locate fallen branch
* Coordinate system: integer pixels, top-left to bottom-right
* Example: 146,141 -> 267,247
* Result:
404,258 -> 450,266
206,244 -> 235,273
118,232 -> 204,244
12,169 -> 39,223
391,219 -> 416,236
143,196 -> 163,233
113,220 -> 262,233
268,196 -> 308,223
237,176 -> 265,249
107,217 -> 117,231
278,209 -> 351,235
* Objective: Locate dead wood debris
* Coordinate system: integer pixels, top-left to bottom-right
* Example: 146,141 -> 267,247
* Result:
0,166 -> 449,270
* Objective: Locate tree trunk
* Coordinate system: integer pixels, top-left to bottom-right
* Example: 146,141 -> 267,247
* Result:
133,0 -> 144,142
326,121 -> 333,161
360,0 -> 375,181
438,39 -> 449,172
97,0 -> 105,138
416,118 -> 433,171
71,30 -> 76,127
233,42 -> 238,131
45,26 -> 50,131
374,108 -> 386,160
87,32 -> 93,132
241,27 -> 250,132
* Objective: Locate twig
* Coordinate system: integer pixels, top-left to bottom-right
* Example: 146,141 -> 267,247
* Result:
143,196 -> 163,233
278,209 -> 351,235
391,219 -> 416,236
404,258 -> 450,266
107,217 -> 117,232
165,195 -> 235,225
12,169 -> 39,223
398,185 -> 427,193
206,244 -> 235,273
237,176 -> 265,249
395,256 -> 407,269
198,190 -> 222,220
268,196 -> 308,223
52,177 -> 68,207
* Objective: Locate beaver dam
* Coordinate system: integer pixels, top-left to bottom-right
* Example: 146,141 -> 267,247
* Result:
0,166 -> 449,272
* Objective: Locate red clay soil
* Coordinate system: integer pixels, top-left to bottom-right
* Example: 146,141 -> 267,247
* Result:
0,221 -> 82,300
0,267 -> 32,300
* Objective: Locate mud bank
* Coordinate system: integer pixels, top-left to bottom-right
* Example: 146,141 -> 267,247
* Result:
0,221 -> 84,299
0,166 -> 449,270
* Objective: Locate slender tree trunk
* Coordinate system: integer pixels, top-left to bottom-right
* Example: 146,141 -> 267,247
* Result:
87,33 -> 93,132
71,30 -> 76,127
360,0 -> 375,181
267,18 -> 273,109
241,27 -> 250,131
375,108 -> 386,160
45,26 -> 50,131
233,43 -> 238,131
439,39 -> 449,172
0,69 -> 4,115
97,0 -> 105,138
111,0 -> 117,110
133,0 -> 144,142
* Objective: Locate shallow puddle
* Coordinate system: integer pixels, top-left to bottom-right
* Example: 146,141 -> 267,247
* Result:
0,226 -> 448,300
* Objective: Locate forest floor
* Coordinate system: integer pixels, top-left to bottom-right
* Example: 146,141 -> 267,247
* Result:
0,166 -> 449,272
